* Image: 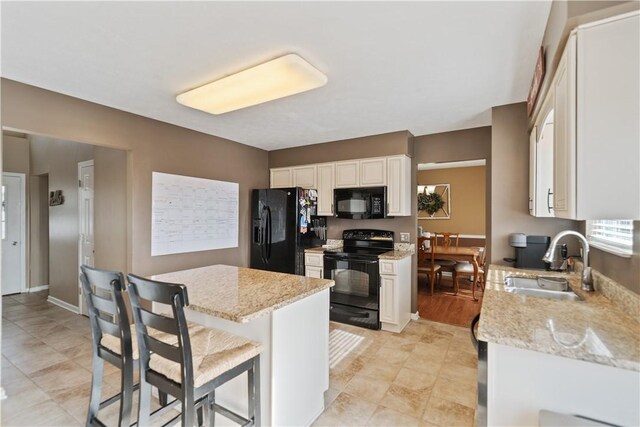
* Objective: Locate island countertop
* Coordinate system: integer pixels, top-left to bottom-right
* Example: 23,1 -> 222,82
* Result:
478,264 -> 640,371
150,264 -> 334,323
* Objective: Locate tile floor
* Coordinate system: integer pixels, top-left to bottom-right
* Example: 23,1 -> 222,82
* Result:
1,291 -> 477,426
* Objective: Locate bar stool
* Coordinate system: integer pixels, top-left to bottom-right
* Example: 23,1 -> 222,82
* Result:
127,274 -> 262,426
80,265 -> 137,427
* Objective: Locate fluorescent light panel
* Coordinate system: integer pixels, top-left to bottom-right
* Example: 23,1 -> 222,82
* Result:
177,54 -> 327,115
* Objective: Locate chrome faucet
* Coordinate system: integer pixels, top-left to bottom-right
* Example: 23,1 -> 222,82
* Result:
542,230 -> 594,292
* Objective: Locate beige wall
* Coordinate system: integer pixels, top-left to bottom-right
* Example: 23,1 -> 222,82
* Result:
30,136 -> 94,305
29,175 -> 49,288
417,166 -> 486,236
94,147 -> 128,276
1,79 -> 269,292
268,131 -> 413,168
491,102 -> 577,265
2,134 -> 29,174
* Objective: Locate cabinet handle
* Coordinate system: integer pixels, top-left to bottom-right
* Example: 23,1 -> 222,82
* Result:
547,189 -> 554,213
528,198 -> 533,212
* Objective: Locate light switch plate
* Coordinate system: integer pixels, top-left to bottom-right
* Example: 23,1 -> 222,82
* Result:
400,232 -> 410,242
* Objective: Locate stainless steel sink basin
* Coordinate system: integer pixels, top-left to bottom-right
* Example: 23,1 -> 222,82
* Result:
504,276 -> 582,301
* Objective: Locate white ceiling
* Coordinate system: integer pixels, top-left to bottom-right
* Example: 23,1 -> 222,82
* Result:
0,1 -> 551,151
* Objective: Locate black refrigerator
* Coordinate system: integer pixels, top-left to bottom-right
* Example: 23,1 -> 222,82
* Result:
250,188 -> 326,275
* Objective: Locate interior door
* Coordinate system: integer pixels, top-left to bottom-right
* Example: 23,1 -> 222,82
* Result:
1,173 -> 26,295
78,160 -> 94,314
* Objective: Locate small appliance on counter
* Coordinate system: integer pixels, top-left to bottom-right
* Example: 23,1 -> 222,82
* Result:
250,187 -> 326,276
507,233 -> 551,270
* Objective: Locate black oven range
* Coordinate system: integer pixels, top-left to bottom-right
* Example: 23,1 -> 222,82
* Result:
324,229 -> 394,330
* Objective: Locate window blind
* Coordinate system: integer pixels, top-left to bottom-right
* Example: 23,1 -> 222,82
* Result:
587,220 -> 633,256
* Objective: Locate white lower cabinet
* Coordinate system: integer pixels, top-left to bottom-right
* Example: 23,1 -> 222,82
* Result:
304,252 -> 324,278
488,343 -> 640,426
379,257 -> 411,333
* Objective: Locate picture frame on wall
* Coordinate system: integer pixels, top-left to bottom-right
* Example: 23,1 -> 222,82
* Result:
417,184 -> 450,219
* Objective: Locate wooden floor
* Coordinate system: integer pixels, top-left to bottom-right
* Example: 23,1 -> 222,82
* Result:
417,273 -> 483,328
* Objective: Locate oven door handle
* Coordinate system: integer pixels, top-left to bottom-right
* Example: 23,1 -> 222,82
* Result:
324,255 -> 378,264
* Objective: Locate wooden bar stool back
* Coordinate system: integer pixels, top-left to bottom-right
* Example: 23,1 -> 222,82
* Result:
127,274 -> 262,427
80,265 -> 137,427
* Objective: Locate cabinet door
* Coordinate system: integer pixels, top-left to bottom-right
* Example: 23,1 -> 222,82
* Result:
387,155 -> 411,216
536,119 -> 555,217
359,158 -> 386,187
576,14 -> 640,219
305,266 -> 323,279
292,165 -> 317,189
529,127 -> 537,216
553,35 -> 577,219
317,163 -> 335,216
270,168 -> 292,188
334,161 -> 359,188
379,275 -> 397,324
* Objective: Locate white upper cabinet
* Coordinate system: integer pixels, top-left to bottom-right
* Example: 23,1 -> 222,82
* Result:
359,157 -> 387,187
554,13 -> 640,219
292,165 -> 317,189
529,127 -> 537,216
334,160 -> 359,188
553,34 -> 578,219
536,112 -> 555,217
387,155 -> 411,216
270,167 -> 292,188
316,163 -> 335,216
269,154 -> 412,217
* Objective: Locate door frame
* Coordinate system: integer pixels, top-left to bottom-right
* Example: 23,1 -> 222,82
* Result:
2,172 -> 27,295
77,159 -> 94,315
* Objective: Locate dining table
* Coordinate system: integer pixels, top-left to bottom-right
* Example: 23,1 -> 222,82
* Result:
421,245 -> 482,300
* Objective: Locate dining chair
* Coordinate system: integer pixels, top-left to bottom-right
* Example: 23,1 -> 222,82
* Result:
127,273 -> 262,427
452,246 -> 487,295
80,265 -> 138,427
418,236 -> 442,295
434,232 -> 460,280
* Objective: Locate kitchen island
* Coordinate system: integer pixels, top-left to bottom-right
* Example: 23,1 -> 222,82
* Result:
151,264 -> 335,426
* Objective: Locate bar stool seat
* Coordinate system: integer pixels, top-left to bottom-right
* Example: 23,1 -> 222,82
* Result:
101,324 -> 140,359
149,322 -> 261,388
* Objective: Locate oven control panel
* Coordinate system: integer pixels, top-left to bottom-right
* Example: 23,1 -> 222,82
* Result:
343,229 -> 394,241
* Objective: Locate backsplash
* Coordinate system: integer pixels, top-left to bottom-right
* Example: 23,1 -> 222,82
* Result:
575,260 -> 640,321
394,243 -> 415,253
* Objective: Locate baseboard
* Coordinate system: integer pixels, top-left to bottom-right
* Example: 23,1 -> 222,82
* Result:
411,311 -> 420,321
47,295 -> 79,314
28,285 -> 49,293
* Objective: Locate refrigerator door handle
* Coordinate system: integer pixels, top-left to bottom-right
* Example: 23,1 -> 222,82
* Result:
260,208 -> 268,265
265,206 -> 272,261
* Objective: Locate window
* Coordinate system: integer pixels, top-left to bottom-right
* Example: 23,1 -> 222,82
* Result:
586,219 -> 633,257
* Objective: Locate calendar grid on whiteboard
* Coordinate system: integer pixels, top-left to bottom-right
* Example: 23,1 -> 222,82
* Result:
151,172 -> 239,256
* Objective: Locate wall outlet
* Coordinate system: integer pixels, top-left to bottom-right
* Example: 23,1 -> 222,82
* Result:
400,232 -> 410,242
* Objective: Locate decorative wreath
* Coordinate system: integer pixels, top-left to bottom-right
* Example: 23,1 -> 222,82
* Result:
418,191 -> 445,215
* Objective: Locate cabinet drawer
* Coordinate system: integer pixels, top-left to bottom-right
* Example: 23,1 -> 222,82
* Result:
379,260 -> 397,275
305,253 -> 324,267
305,266 -> 323,279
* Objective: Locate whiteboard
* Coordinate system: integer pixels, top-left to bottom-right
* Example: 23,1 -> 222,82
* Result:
151,172 -> 239,256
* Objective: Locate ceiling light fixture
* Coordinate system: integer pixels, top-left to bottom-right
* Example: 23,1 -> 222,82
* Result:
176,53 -> 327,115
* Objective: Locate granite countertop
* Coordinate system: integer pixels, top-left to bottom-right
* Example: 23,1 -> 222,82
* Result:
379,250 -> 413,260
150,264 -> 335,324
478,264 -> 640,371
304,246 -> 330,254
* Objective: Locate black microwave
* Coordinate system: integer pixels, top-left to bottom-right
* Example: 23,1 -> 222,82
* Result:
333,187 -> 388,219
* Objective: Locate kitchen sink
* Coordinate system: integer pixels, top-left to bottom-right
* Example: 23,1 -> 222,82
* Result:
504,276 -> 582,301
